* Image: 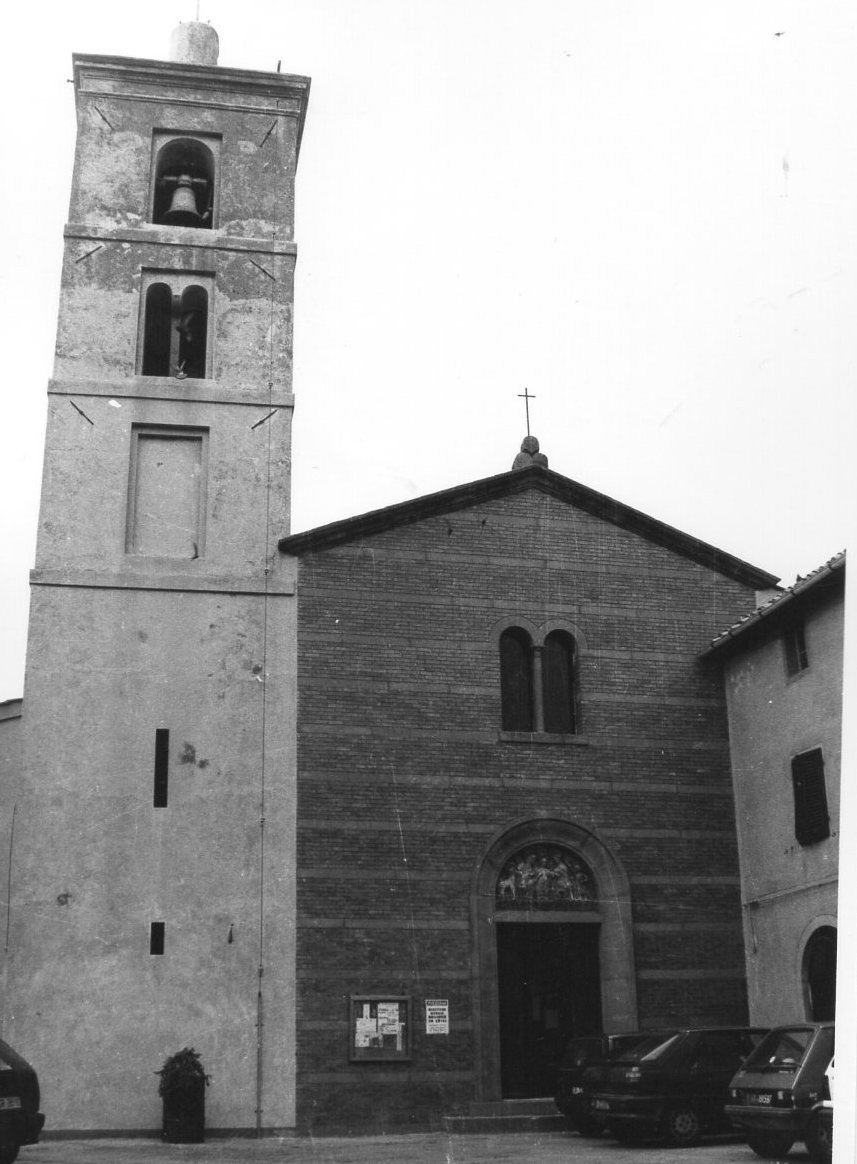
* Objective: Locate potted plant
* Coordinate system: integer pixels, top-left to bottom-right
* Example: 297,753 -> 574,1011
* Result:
156,1047 -> 210,1143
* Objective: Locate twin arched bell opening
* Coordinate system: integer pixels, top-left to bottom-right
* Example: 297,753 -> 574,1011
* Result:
160,173 -> 209,226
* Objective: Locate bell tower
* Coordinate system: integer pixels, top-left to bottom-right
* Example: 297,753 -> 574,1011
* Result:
7,26 -> 310,1133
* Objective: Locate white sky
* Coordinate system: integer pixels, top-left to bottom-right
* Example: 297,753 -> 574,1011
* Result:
1,0 -> 856,700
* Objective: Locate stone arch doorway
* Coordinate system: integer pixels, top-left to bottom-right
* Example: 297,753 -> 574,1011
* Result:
803,925 -> 837,1021
472,818 -> 637,1102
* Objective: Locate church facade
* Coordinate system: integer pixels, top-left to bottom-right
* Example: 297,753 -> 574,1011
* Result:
280,461 -> 778,1134
4,21 -> 840,1141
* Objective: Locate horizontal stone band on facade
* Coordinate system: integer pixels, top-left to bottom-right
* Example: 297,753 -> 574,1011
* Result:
299,1071 -> 474,1085
65,224 -> 299,257
49,381 -> 295,409
300,1020 -> 474,1032
30,570 -> 294,596
299,919 -> 471,930
296,969 -> 473,980
636,968 -> 748,979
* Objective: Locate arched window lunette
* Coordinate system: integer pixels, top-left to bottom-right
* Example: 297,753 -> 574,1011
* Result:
151,137 -> 216,229
495,619 -> 583,737
495,843 -> 596,911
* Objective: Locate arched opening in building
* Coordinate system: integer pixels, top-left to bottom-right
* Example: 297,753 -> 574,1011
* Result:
803,926 -> 837,1021
495,844 -> 600,1096
499,627 -> 533,731
473,819 -> 637,1102
141,283 -> 209,379
542,630 -> 577,733
498,626 -> 579,735
152,138 -> 215,228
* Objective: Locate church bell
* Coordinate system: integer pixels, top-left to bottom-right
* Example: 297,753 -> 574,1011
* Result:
162,174 -> 205,226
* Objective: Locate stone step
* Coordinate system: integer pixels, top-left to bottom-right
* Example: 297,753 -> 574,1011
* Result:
441,1098 -> 567,1134
440,1113 -> 567,1135
468,1098 -> 560,1117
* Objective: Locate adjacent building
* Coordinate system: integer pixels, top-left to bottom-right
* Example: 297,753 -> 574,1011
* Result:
703,553 -> 843,1028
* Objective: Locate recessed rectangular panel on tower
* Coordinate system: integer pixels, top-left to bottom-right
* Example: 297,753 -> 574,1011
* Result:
126,425 -> 208,558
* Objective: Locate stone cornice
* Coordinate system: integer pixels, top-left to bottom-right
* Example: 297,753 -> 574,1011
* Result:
64,224 -> 298,258
73,53 -> 311,154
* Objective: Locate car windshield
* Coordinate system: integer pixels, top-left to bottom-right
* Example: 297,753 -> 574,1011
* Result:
617,1033 -> 682,1062
742,1028 -> 813,1072
561,1039 -> 601,1068
612,1035 -> 651,1057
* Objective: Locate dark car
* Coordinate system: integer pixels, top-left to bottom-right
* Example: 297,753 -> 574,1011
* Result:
587,1026 -> 766,1146
554,1033 -> 658,1136
0,1039 -> 44,1163
725,1022 -> 834,1161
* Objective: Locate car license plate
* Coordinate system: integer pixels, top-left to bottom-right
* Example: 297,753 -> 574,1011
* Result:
749,1093 -> 772,1105
0,1098 -> 20,1110
592,1099 -> 610,1111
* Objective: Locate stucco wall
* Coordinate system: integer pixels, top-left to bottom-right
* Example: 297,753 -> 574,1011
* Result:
5,47 -> 308,1133
0,701 -> 23,1022
6,575 -> 297,1131
722,585 -> 842,1025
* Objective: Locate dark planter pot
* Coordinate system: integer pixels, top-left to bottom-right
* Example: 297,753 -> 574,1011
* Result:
162,1076 -> 205,1143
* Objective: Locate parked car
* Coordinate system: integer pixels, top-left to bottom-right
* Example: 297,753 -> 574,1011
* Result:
554,1032 -> 658,1136
803,1056 -> 834,1164
587,1026 -> 766,1146
0,1039 -> 44,1163
725,1022 -> 834,1161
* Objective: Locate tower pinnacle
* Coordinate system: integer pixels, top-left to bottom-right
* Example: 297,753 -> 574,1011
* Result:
170,21 -> 219,65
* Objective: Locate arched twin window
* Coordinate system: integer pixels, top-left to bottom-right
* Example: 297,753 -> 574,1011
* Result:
138,270 -> 213,379
142,283 -> 209,378
500,627 -> 578,734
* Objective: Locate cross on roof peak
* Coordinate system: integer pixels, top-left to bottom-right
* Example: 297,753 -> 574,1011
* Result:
517,387 -> 536,436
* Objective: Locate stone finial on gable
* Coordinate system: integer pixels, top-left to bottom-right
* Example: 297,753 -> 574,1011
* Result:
512,435 -> 548,470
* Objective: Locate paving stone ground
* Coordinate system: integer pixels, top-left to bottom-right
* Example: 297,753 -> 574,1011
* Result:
23,1132 -> 813,1164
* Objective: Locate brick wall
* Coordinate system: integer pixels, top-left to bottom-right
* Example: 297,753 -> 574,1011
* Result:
292,488 -> 762,1133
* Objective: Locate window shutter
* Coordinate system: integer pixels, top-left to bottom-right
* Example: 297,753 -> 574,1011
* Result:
792,749 -> 830,845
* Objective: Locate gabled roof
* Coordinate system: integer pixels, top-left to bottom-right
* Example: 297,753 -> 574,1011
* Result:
702,550 -> 845,658
279,464 -> 779,589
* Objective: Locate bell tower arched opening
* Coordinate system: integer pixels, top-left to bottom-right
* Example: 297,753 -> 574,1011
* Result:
151,137 -> 216,228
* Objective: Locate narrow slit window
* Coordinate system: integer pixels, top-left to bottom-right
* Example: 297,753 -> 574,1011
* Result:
177,286 -> 208,379
142,283 -> 172,376
154,728 -> 169,808
499,628 -> 533,732
150,922 -> 165,956
543,630 -> 578,734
